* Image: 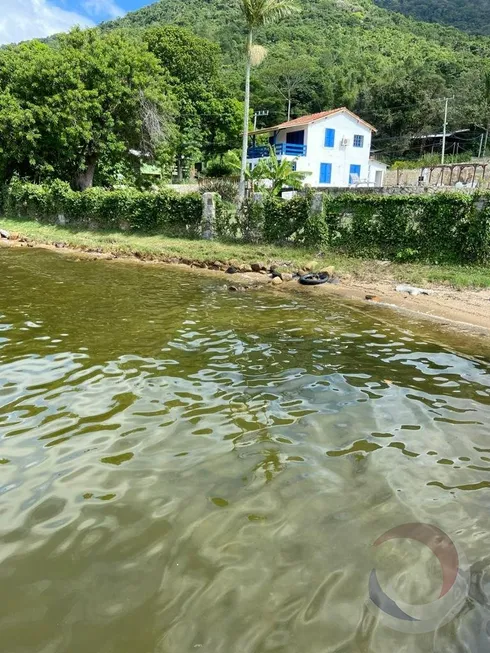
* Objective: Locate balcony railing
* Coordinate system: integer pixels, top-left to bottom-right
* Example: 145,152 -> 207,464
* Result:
247,143 -> 307,159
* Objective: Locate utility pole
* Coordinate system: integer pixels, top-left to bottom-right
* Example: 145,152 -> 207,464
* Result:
253,110 -> 269,130
441,97 -> 454,164
479,133 -> 484,158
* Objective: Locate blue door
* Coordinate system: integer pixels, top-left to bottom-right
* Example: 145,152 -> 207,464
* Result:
349,164 -> 361,184
320,163 -> 332,184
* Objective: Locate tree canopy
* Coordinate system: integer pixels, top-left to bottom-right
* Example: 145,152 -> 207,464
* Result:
0,24 -> 243,188
107,0 -> 490,159
143,26 -> 243,180
0,29 -> 175,189
374,0 -> 490,36
4,0 -> 490,188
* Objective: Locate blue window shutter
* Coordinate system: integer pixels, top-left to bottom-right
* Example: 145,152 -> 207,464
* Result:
324,128 -> 335,148
320,163 -> 332,184
349,164 -> 361,183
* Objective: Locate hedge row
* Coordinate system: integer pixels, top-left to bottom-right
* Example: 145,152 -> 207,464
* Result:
232,193 -> 329,247
4,181 -> 490,265
323,192 -> 490,264
4,180 -> 202,237
235,191 -> 490,264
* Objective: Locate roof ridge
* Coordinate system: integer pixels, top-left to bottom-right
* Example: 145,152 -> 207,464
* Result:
249,107 -> 376,135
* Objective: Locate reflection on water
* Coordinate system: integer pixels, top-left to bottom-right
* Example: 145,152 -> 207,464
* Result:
0,247 -> 490,653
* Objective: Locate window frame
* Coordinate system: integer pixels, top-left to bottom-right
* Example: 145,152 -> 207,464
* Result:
349,164 -> 361,184
324,128 -> 335,148
353,134 -> 364,148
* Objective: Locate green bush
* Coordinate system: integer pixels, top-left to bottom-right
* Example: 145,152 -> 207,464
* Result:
4,179 -> 202,237
3,180 -> 490,265
261,192 -> 328,247
215,196 -> 240,240
323,192 -> 490,264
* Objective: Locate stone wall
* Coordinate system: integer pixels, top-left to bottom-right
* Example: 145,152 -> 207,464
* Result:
310,185 -> 476,196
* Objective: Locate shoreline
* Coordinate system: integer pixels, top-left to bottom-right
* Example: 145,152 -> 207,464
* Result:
2,234 -> 490,337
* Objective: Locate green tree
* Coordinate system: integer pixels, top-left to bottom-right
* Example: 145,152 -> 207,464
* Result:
238,0 -> 300,200
107,0 -> 490,163
0,29 -> 175,189
257,49 -> 317,120
455,66 -> 490,155
143,25 -> 243,181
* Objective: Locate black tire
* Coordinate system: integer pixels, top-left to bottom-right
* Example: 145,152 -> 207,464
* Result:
299,273 -> 330,286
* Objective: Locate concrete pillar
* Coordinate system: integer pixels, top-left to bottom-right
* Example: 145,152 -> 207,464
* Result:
201,192 -> 217,240
311,192 -> 323,218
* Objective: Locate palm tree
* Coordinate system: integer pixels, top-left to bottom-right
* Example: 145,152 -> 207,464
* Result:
253,146 -> 309,194
238,0 -> 300,201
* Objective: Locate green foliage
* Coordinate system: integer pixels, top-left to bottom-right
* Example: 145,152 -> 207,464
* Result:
252,147 -> 309,195
107,0 -> 490,159
203,160 -> 237,178
0,25 -> 244,189
240,0 -> 301,28
374,0 -> 490,36
237,191 -> 328,246
262,194 -> 309,243
0,29 -> 175,190
323,193 -> 490,264
5,180 -> 202,237
211,189 -> 490,261
215,196 -> 241,240
237,197 -> 266,243
143,25 -> 243,175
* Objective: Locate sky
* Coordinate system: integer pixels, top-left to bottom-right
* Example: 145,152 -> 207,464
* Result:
0,0 -> 153,45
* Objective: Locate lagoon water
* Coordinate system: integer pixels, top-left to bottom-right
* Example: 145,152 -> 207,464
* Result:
1,247 -> 490,653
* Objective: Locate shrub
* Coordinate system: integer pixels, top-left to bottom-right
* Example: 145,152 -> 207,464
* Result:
256,192 -> 328,247
203,161 -> 236,178
198,177 -> 238,203
323,192 -> 490,264
5,179 -> 202,237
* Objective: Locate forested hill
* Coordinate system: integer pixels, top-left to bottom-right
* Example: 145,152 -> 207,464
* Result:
105,0 -> 490,158
374,0 -> 490,37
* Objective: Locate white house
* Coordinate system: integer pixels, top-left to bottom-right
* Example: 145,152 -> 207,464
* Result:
247,107 -> 387,188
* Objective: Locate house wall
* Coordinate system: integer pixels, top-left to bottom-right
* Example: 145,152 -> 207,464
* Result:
367,161 -> 387,187
247,112 -> 376,187
295,114 -> 373,187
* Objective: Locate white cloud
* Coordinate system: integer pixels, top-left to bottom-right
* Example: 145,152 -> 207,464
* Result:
0,0 -> 96,45
83,0 -> 124,19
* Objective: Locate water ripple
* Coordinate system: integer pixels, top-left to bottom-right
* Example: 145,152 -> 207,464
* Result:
0,248 -> 489,653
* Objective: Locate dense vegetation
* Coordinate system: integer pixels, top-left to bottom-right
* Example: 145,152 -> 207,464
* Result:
3,0 -> 490,188
4,179 -> 202,236
0,26 -> 242,188
5,178 -> 490,265
224,189 -> 490,264
374,0 -> 490,37
105,0 -> 490,160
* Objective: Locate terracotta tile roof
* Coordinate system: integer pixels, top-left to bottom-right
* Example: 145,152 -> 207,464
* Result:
250,107 -> 377,135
